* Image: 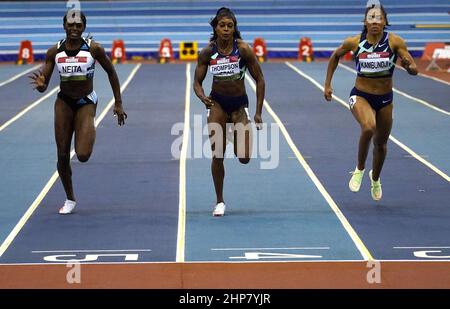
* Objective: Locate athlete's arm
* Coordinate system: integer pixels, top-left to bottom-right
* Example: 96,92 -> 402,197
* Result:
391,33 -> 418,75
29,45 -> 56,92
324,35 -> 359,101
91,41 -> 127,125
193,45 -> 214,108
240,41 -> 265,129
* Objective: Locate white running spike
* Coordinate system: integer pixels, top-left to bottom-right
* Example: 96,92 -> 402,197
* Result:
59,199 -> 76,215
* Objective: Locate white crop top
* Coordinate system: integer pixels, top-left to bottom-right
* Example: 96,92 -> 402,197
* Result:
55,38 -> 96,82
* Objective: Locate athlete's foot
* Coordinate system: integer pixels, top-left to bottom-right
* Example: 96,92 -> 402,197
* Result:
213,202 -> 226,217
59,199 -> 76,214
349,167 -> 365,192
369,170 -> 382,201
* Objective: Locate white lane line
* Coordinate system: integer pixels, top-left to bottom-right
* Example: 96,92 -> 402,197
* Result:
0,64 -> 41,87
32,249 -> 152,253
0,86 -> 59,133
394,246 -> 450,249
396,64 -> 450,86
245,73 -> 373,261
0,63 -> 142,258
176,63 -> 191,263
211,247 -> 330,251
389,135 -> 450,182
286,61 -> 450,183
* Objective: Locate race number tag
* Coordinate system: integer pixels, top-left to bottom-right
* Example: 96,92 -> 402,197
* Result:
209,56 -> 240,78
358,52 -> 391,73
349,95 -> 357,109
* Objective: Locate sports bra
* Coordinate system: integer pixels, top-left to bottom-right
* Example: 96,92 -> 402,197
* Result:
55,38 -> 96,82
209,39 -> 247,82
355,31 -> 398,78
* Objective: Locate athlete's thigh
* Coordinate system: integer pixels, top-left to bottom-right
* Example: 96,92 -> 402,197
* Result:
230,107 -> 252,157
351,96 -> 376,128
207,102 -> 227,158
74,103 -> 97,153
374,103 -> 393,144
54,98 -> 75,153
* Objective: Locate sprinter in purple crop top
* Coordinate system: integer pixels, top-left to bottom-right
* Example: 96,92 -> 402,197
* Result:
324,3 -> 417,201
193,7 -> 265,216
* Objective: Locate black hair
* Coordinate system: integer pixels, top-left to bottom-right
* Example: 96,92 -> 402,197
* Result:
209,7 -> 242,42
362,4 -> 389,33
63,10 -> 86,27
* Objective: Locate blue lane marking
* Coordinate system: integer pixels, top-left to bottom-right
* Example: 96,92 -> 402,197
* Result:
2,15 -> 449,27
1,0 -> 448,8
0,64 -> 186,263
0,64 -> 136,262
0,64 -> 186,264
0,24 -> 436,35
0,65 -> 33,83
394,68 -> 450,113
284,62 -> 450,259
0,67 -> 59,126
2,0 -> 448,10
184,64 -> 364,262
1,6 -> 449,18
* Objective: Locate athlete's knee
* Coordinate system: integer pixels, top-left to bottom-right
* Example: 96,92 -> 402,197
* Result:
239,157 -> 250,164
57,151 -> 71,163
76,151 -> 91,163
57,152 -> 71,174
361,124 -> 376,137
373,140 -> 387,152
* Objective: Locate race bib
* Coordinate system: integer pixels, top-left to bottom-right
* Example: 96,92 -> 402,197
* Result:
209,56 -> 240,78
359,52 -> 391,74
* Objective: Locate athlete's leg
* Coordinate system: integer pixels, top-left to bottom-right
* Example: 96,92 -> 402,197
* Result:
372,103 -> 393,180
231,107 -> 252,164
74,103 -> 97,163
54,98 -> 75,201
351,96 -> 376,170
208,102 -> 228,204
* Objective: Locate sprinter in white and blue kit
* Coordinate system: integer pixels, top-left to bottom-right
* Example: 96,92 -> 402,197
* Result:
324,3 -> 418,201
29,11 -> 127,214
193,7 -> 265,216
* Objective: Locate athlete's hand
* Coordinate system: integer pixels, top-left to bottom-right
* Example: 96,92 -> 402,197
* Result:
113,102 -> 127,126
28,70 -> 46,90
400,57 -> 411,70
254,113 -> 263,130
400,57 -> 418,75
201,96 -> 214,108
324,85 -> 333,101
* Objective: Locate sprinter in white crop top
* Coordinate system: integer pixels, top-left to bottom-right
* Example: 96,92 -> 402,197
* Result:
29,10 -> 128,215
